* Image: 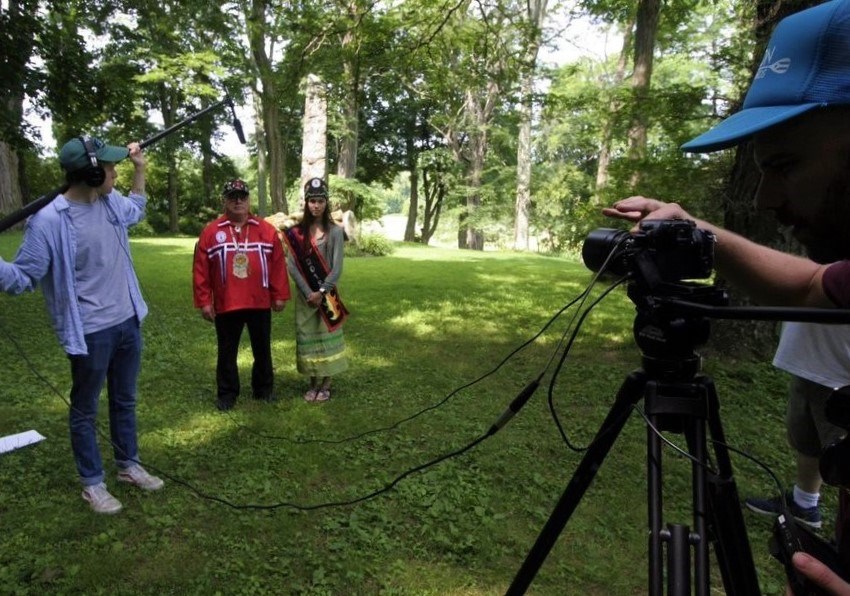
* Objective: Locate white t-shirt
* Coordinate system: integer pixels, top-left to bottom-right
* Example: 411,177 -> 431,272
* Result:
773,322 -> 850,389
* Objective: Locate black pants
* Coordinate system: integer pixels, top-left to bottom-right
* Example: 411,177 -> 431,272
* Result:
214,309 -> 273,404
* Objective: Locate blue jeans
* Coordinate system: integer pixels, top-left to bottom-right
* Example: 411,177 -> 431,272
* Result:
68,317 -> 142,486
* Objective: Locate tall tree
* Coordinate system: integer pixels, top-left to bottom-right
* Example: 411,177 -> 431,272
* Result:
335,0 -> 364,197
594,23 -> 632,198
513,0 -> 550,251
0,0 -> 39,219
244,0 -> 288,213
429,0 -> 519,250
626,0 -> 660,190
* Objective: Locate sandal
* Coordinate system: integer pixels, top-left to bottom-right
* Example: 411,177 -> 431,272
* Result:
304,388 -> 318,402
315,388 -> 331,402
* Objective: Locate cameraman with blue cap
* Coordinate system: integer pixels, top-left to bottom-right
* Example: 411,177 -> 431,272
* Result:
604,1 -> 850,592
0,135 -> 163,514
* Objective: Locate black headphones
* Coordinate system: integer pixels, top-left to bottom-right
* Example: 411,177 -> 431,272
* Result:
77,136 -> 106,187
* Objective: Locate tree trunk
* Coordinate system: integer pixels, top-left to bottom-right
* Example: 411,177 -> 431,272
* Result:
1,0 -> 38,221
420,168 -> 444,245
513,0 -> 548,251
465,145 -> 484,251
595,25 -> 633,199
262,82 -> 286,214
336,62 -> 359,212
168,164 -> 178,232
158,86 -> 180,233
627,0 -> 660,190
301,74 -> 327,209
405,140 -> 419,242
247,0 -> 286,214
514,71 -> 533,251
200,113 -> 214,209
335,1 -> 362,213
253,87 -> 269,216
0,143 -> 22,222
459,87 -> 492,251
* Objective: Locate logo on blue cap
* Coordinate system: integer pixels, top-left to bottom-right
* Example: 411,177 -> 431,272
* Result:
683,0 -> 850,153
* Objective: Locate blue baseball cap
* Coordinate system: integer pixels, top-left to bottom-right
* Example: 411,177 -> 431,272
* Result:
682,0 -> 850,153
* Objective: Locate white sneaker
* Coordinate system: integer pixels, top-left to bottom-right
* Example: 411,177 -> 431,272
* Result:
117,464 -> 164,491
82,482 -> 123,514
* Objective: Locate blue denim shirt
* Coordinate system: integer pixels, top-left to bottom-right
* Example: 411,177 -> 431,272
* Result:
0,191 -> 149,355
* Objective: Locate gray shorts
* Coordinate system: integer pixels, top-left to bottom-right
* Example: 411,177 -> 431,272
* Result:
786,376 -> 847,457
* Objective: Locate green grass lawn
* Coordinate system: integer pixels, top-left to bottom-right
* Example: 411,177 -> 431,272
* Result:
0,233 -> 823,594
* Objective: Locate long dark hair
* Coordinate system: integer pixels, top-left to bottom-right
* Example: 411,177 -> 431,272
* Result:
300,197 -> 332,238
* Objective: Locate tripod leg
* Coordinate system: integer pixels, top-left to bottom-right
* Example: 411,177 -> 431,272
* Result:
506,371 -> 647,595
701,376 -> 761,596
647,382 -> 664,593
646,380 -> 711,596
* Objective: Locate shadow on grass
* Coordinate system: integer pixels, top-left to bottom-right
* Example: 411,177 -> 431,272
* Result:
0,238 -> 792,594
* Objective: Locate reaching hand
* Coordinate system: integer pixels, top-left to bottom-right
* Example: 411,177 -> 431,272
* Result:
787,552 -> 850,596
272,300 -> 286,312
602,197 -> 695,228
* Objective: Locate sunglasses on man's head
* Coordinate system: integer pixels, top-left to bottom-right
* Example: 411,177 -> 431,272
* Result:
226,194 -> 249,202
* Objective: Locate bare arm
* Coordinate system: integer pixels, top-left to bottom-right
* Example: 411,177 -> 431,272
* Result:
603,197 -> 832,307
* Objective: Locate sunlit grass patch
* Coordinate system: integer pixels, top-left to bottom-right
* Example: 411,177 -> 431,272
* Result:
0,232 -> 798,594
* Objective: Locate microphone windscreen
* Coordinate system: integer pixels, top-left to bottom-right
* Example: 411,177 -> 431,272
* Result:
233,118 -> 247,145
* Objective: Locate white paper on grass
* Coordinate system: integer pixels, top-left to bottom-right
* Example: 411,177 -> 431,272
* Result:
0,430 -> 46,454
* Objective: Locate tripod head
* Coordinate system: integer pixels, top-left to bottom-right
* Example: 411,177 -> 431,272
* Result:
627,281 -> 727,381
583,219 -> 726,380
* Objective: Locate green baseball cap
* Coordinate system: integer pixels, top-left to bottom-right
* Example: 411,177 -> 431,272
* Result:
59,137 -> 130,172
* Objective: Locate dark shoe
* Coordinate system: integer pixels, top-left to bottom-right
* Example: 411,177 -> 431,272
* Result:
252,392 -> 277,402
744,491 -> 822,529
216,398 -> 235,411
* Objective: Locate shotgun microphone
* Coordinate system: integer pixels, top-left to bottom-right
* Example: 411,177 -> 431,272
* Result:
227,97 -> 247,145
233,118 -> 246,145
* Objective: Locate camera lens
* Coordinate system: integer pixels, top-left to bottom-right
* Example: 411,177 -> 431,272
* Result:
582,228 -> 631,275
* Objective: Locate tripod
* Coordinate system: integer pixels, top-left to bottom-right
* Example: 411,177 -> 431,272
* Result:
508,284 -> 761,595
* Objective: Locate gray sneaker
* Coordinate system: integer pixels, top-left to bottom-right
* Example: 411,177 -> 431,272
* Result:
117,464 -> 164,491
82,482 -> 123,514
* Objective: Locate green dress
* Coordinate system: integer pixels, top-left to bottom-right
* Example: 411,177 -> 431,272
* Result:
286,224 -> 348,377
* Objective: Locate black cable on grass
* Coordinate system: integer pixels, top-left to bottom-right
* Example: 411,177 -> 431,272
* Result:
217,286 -> 592,444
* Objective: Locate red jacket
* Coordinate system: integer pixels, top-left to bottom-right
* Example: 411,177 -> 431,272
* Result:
193,215 -> 290,314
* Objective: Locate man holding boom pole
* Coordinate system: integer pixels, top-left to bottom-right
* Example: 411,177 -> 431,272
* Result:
0,136 -> 164,514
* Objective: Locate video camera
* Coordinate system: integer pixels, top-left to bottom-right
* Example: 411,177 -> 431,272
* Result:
582,219 -> 724,363
582,219 -> 715,284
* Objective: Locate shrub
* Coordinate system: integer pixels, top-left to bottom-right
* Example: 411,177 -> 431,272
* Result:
129,219 -> 156,237
346,232 -> 394,257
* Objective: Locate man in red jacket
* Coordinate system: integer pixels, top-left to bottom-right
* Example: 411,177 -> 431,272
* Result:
193,179 -> 290,410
